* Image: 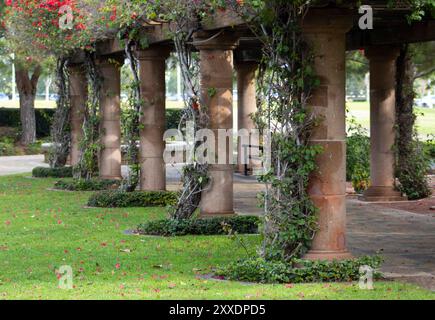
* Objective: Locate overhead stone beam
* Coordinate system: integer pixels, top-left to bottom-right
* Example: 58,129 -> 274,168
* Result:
347,20 -> 435,50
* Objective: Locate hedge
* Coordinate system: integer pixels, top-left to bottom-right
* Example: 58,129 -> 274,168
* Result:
53,179 -> 121,191
0,108 -> 55,138
215,255 -> 383,284
32,166 -> 73,178
137,215 -> 260,236
87,190 -> 178,208
0,108 -> 182,139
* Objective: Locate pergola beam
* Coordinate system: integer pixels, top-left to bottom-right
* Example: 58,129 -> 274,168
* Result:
347,20 -> 435,50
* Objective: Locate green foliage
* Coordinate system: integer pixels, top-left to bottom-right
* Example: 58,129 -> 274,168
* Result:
395,45 -> 431,200
396,137 -> 431,200
53,179 -> 120,191
236,1 -> 321,261
346,51 -> 368,100
0,108 -> 55,138
32,166 -> 73,178
120,44 -> 142,192
215,255 -> 383,284
74,53 -> 102,180
87,190 -> 178,208
424,138 -> 435,161
49,58 -> 71,168
346,115 -> 370,193
0,137 -> 42,156
138,216 -> 260,237
120,108 -> 183,133
166,109 -> 184,130
0,137 -> 15,156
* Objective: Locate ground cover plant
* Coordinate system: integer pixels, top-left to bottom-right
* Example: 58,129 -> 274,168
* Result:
137,216 -> 260,236
32,166 -> 73,178
87,190 -> 178,208
53,179 -> 121,191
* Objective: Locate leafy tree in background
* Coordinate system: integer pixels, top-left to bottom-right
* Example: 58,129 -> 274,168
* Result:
346,50 -> 368,100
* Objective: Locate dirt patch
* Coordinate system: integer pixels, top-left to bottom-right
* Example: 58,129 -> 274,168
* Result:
376,197 -> 435,215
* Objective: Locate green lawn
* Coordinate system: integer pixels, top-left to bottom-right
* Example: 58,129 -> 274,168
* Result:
0,174 -> 433,300
347,101 -> 435,138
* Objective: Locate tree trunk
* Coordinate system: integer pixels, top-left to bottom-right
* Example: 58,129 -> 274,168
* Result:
19,93 -> 37,145
15,64 -> 41,145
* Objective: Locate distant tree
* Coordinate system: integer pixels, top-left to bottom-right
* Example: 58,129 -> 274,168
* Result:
346,50 -> 369,100
0,53 -> 12,98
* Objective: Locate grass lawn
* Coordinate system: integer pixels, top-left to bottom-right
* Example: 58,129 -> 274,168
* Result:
0,174 -> 433,300
347,101 -> 435,138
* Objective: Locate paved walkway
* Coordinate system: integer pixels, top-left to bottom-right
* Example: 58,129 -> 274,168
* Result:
1,155 -> 434,290
229,177 -> 435,290
0,154 -> 48,176
347,199 -> 435,290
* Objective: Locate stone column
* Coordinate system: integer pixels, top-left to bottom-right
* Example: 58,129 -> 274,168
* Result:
194,31 -> 238,216
361,46 -> 404,201
98,55 -> 123,180
236,61 -> 258,174
302,10 -> 353,260
69,64 -> 87,166
137,46 -> 170,191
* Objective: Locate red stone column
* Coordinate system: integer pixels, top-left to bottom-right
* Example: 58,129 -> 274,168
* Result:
302,10 -> 353,260
98,55 -> 123,180
68,64 -> 87,166
236,61 -> 258,174
361,47 -> 405,201
194,31 -> 238,216
137,46 -> 171,191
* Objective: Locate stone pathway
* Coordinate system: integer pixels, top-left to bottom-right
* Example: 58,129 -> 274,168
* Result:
230,177 -> 435,290
347,200 -> 435,290
0,154 -> 48,176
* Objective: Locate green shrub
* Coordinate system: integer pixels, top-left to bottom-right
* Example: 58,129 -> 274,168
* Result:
396,138 -> 431,200
25,141 -> 43,155
166,109 -> 183,131
121,108 -> 182,133
424,135 -> 435,160
215,255 -> 383,284
137,215 -> 260,236
0,137 -> 16,156
0,138 -> 43,156
87,190 -> 178,207
54,179 -> 121,191
346,118 -> 370,193
32,166 -> 73,178
0,108 -> 55,138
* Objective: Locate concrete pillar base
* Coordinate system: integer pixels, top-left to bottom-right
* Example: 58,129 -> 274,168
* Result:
199,165 -> 235,217
359,186 -> 407,202
303,250 -> 353,261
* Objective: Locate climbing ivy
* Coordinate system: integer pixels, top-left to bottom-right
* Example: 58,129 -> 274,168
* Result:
395,44 -> 431,200
228,0 -> 322,261
49,57 -> 71,168
73,51 -> 102,180
119,38 -> 142,192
